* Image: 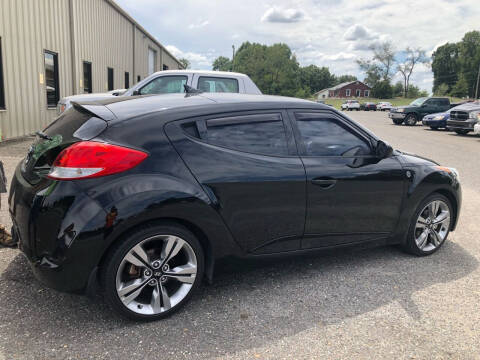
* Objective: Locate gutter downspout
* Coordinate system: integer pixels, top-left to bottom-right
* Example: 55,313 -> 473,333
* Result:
68,0 -> 77,95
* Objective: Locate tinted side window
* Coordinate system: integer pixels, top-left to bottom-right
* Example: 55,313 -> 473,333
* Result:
198,77 -> 239,93
205,114 -> 288,156
295,113 -> 371,156
140,75 -> 187,95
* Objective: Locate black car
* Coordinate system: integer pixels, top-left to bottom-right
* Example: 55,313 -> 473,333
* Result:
9,93 -> 462,321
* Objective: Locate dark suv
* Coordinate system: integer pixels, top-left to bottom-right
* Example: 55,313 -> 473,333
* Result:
9,93 -> 461,321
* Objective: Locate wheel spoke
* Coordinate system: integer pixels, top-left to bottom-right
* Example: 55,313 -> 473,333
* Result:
160,283 -> 171,310
433,210 -> 449,224
125,244 -> 151,268
151,284 -> 162,313
119,278 -> 149,305
416,229 -> 429,249
161,236 -> 185,265
429,201 -> 439,220
417,215 -> 429,226
431,229 -> 442,247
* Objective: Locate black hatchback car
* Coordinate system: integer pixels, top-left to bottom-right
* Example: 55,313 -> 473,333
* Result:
9,93 -> 461,320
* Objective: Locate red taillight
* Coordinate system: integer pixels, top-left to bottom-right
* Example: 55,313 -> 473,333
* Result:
47,141 -> 148,180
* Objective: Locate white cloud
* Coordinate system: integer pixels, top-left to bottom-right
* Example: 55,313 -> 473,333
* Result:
261,7 -> 305,23
188,20 -> 209,29
343,25 -> 376,41
165,45 -> 212,68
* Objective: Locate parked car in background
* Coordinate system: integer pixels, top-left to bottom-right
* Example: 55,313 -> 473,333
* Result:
341,100 -> 360,111
422,109 -> 451,130
57,70 -> 262,115
447,101 -> 480,135
9,92 -> 462,321
377,102 -> 393,111
363,102 -> 377,111
389,97 -> 453,126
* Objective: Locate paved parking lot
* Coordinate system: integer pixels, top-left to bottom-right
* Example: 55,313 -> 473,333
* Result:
1,112 -> 479,359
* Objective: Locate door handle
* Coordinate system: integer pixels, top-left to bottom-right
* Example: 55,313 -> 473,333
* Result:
311,179 -> 337,189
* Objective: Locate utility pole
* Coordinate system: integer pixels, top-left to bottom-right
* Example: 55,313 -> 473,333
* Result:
475,62 -> 480,99
232,45 -> 235,72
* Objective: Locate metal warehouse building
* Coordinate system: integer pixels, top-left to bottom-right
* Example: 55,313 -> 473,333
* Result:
0,0 -> 183,140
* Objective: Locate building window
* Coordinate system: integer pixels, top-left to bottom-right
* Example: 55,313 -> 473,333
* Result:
356,89 -> 361,97
125,72 -> 129,89
163,64 -> 169,70
364,90 -> 369,97
83,61 -> 92,93
0,38 -> 5,109
107,67 -> 114,91
345,89 -> 351,97
44,50 -> 59,108
148,48 -> 156,75
137,75 -> 141,83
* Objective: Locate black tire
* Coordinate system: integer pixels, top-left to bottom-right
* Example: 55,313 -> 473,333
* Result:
430,126 -> 439,130
454,129 -> 469,135
392,118 -> 404,125
402,193 -> 453,256
404,113 -> 417,126
102,222 -> 205,321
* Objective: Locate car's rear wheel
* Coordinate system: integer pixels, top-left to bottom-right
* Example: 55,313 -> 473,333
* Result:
430,126 -> 439,130
102,223 -> 204,321
404,114 -> 417,126
403,194 -> 452,256
392,118 -> 404,125
454,129 -> 469,135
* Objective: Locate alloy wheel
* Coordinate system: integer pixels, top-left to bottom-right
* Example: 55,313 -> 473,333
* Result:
414,200 -> 451,252
115,235 -> 197,315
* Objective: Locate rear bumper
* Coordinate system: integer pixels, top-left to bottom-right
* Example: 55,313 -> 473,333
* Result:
9,163 -> 107,292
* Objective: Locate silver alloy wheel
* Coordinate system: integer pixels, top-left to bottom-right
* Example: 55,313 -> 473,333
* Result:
115,235 -> 197,315
415,200 -> 451,252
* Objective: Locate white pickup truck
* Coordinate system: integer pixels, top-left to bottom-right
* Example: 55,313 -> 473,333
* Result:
57,70 -> 262,115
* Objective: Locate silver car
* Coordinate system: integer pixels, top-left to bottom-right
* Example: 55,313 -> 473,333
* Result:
57,70 -> 262,114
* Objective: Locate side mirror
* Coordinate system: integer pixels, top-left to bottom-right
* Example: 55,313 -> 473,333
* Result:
132,90 -> 141,96
375,140 -> 393,159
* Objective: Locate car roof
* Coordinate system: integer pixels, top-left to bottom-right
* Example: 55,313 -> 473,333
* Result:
150,69 -> 250,78
75,93 -> 328,122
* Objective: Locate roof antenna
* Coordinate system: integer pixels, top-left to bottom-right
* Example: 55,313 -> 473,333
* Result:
184,84 -> 203,95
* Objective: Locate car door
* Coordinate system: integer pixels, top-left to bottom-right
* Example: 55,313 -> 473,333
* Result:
419,99 -> 438,116
165,110 -> 306,254
288,110 -> 406,249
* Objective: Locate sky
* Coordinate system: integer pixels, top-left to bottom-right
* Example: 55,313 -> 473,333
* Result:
115,0 -> 480,93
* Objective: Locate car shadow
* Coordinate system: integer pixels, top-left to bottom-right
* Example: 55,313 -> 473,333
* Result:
0,241 -> 477,358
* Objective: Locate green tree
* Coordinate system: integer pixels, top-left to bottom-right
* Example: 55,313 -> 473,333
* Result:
357,41 -> 396,87
458,31 -> 480,97
393,81 -> 404,97
450,74 -> 469,97
434,83 -> 449,96
372,80 -> 393,98
431,43 -> 460,94
179,58 -> 190,69
299,65 -> 336,94
334,74 -> 358,85
212,56 -> 232,71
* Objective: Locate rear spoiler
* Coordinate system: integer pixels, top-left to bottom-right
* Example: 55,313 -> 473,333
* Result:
71,102 -> 117,122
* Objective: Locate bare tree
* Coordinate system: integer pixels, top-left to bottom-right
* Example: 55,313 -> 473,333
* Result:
356,41 -> 396,86
397,48 -> 428,97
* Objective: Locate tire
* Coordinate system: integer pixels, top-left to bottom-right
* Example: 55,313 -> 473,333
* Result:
404,114 -> 417,126
430,126 -> 439,130
392,118 -> 404,125
403,193 -> 453,256
102,222 -> 205,321
454,129 -> 469,135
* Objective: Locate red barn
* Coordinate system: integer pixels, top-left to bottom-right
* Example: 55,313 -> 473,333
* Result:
328,81 -> 371,98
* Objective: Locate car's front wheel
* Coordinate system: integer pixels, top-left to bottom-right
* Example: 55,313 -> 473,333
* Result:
102,223 -> 204,321
454,129 -> 469,135
403,194 -> 452,256
404,114 -> 417,126
430,126 -> 439,130
392,118 -> 404,125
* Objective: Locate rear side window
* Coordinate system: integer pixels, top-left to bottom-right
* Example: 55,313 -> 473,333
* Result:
295,113 -> 371,156
204,113 -> 288,156
198,77 -> 239,93
140,75 -> 187,95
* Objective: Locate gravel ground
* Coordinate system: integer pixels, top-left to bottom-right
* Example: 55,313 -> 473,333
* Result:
0,112 -> 479,360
